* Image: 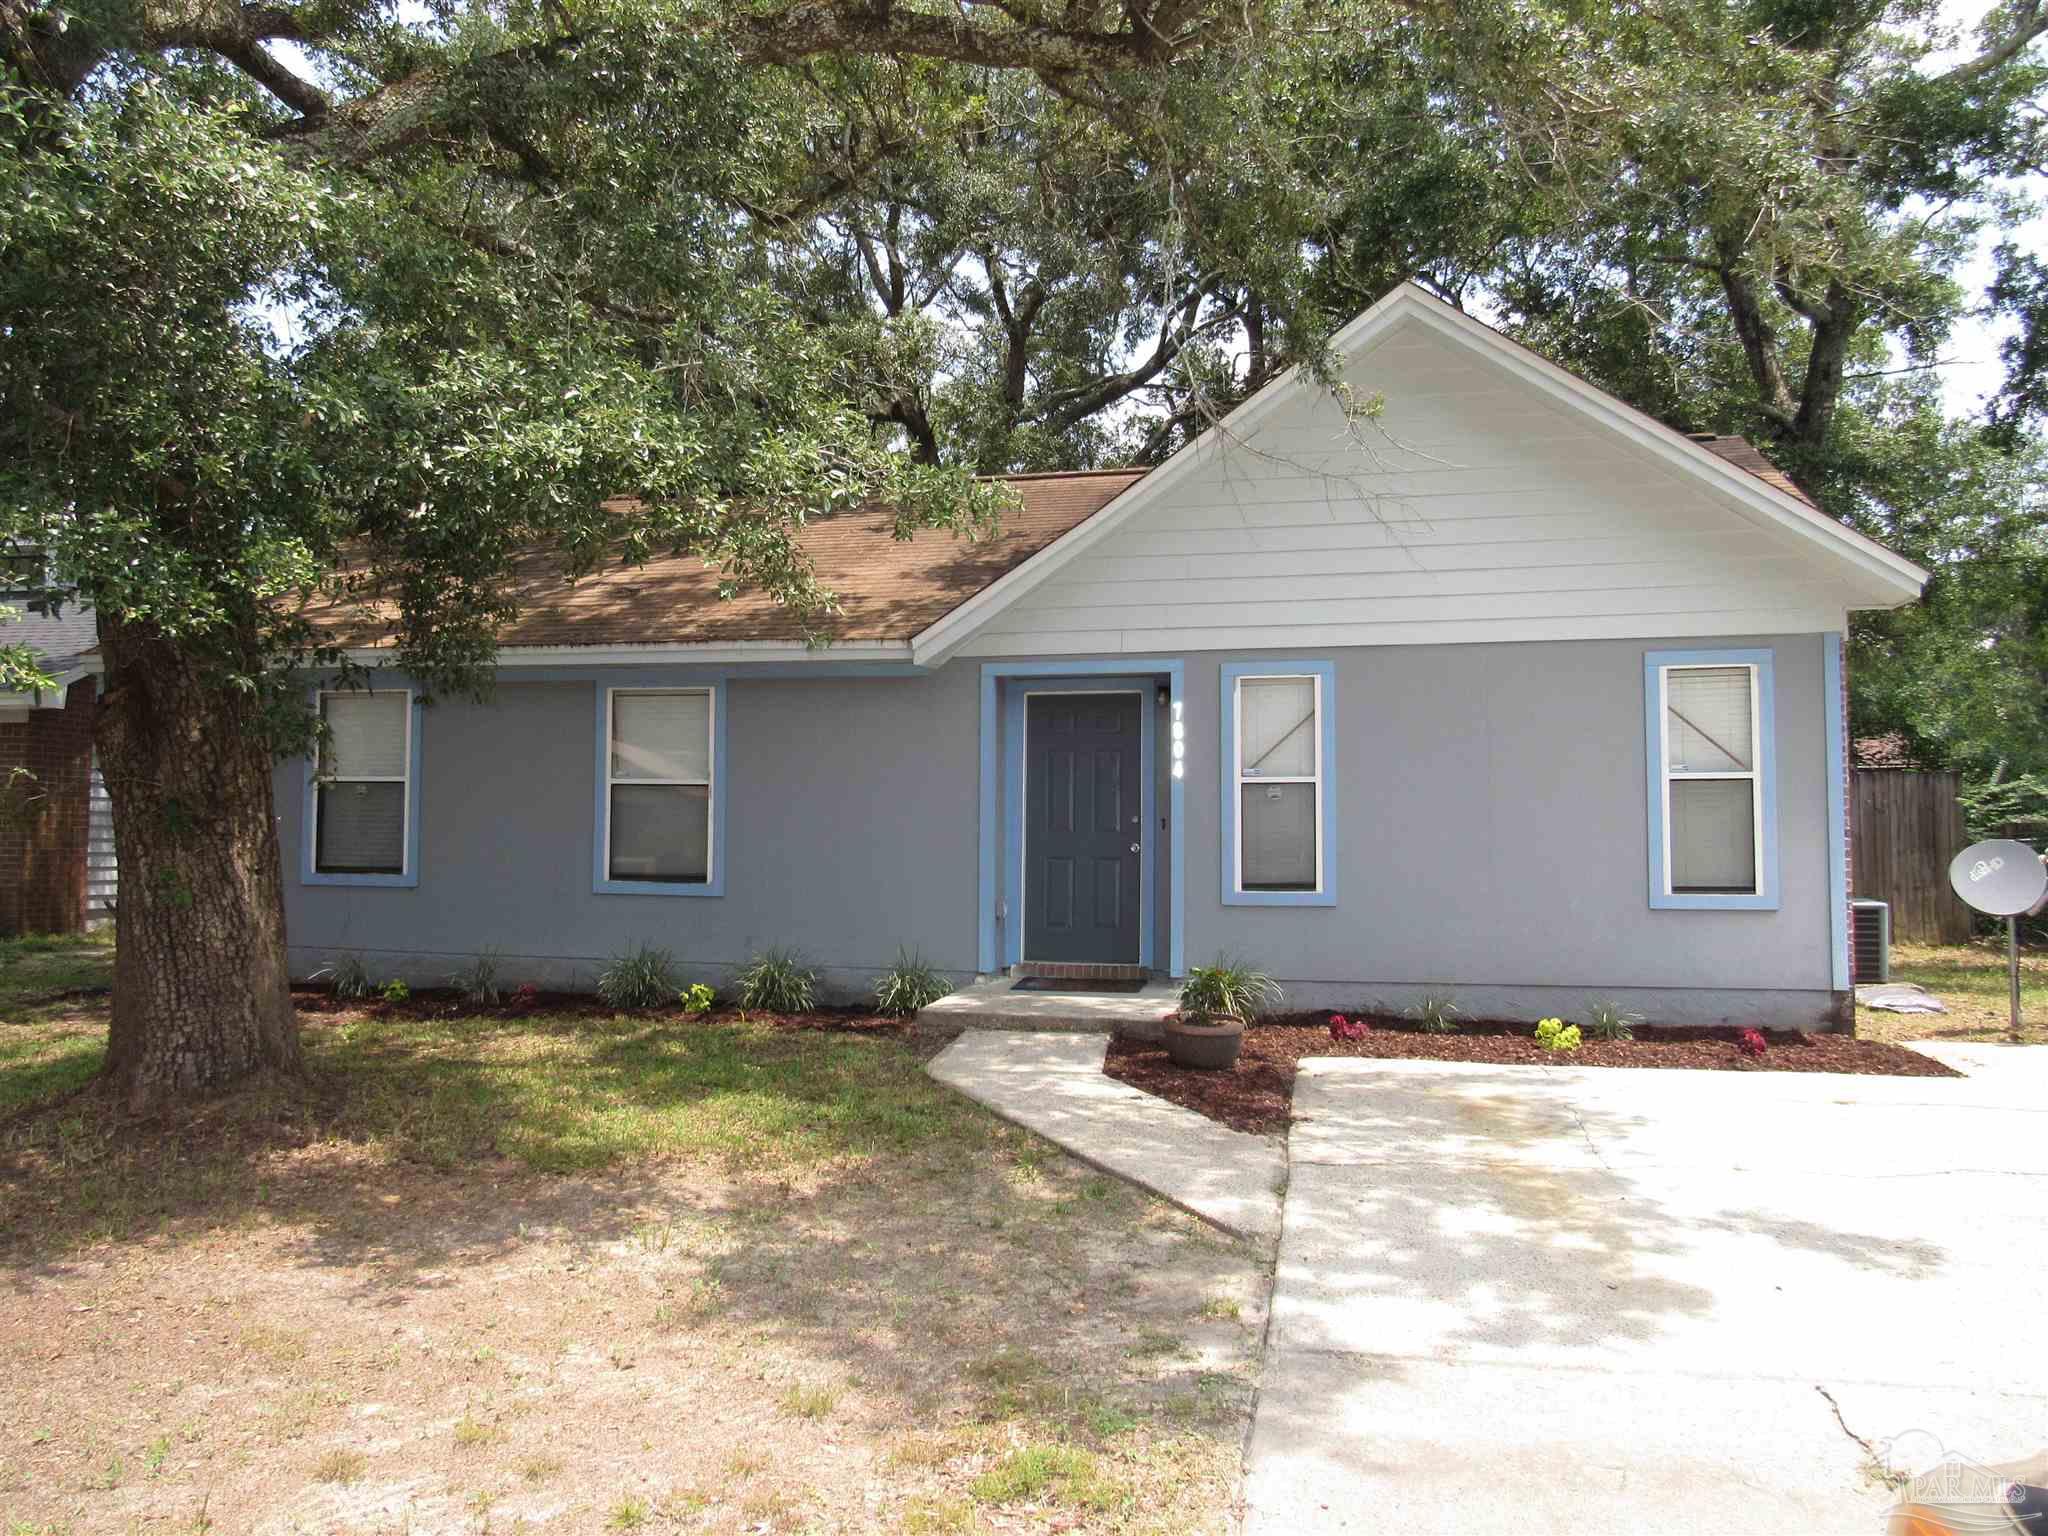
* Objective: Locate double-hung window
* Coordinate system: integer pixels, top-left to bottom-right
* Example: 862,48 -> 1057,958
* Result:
603,689 -> 715,888
314,689 -> 414,879
1647,651 -> 1777,909
1222,661 -> 1335,905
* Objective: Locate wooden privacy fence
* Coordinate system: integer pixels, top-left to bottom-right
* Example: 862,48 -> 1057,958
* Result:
1852,768 -> 1971,944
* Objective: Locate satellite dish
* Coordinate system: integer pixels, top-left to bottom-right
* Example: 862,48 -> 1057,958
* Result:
1948,839 -> 2048,917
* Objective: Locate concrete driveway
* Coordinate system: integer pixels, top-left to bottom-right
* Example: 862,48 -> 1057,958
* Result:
1246,1046 -> 2048,1535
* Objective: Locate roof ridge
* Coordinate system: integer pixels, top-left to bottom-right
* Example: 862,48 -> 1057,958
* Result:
985,467 -> 1148,482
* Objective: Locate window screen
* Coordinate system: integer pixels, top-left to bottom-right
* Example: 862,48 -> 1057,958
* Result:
1237,675 -> 1320,892
316,691 -> 409,875
607,691 -> 712,883
1663,665 -> 1759,894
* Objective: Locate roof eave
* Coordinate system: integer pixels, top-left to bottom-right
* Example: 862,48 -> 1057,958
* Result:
341,640 -> 923,669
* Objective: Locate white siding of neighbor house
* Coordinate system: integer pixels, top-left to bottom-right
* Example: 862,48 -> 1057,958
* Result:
86,755 -> 117,926
954,319 -> 1863,658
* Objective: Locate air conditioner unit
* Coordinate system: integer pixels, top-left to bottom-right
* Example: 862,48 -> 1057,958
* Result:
1851,899 -> 1890,984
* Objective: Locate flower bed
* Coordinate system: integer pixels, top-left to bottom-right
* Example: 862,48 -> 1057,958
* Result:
1104,1012 -> 1960,1135
290,986 -> 912,1036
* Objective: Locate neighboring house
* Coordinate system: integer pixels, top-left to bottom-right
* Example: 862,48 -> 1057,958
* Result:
0,577 -> 113,936
276,286 -> 1927,1028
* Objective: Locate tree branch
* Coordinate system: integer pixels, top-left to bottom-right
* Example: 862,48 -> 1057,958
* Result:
258,1 -> 1219,165
1038,276 -> 1231,426
1939,0 -> 2047,84
1715,244 -> 1801,432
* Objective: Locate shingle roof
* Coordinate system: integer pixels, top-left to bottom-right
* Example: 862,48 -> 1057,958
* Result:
298,423 -> 1826,655
302,469 -> 1147,651
0,599 -> 97,678
1687,433 -> 1815,507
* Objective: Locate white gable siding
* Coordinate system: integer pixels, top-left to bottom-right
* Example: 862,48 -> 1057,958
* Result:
954,319 -> 1859,658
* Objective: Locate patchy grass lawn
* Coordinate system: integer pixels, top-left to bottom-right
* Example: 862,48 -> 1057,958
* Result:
0,931 -> 114,1011
1856,939 -> 2048,1044
0,961 -> 1262,1534
0,932 -> 114,1116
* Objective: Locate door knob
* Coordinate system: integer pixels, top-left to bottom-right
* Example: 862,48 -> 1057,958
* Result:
1129,842 -> 1141,853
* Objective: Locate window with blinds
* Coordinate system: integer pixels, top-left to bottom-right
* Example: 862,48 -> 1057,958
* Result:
1235,673 -> 1321,892
316,690 -> 411,875
605,690 -> 713,883
1660,665 -> 1760,895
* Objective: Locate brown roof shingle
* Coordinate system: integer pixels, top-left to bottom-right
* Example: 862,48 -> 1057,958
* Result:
1687,434 -> 1815,507
304,468 -> 1145,651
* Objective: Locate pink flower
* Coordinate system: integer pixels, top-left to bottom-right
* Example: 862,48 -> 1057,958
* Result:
1329,1013 -> 1369,1042
1737,1027 -> 1767,1059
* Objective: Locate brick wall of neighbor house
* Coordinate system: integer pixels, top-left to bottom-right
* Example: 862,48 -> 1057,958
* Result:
0,678 -> 98,935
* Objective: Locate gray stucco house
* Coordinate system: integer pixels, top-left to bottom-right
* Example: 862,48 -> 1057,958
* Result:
279,286 -> 1927,1028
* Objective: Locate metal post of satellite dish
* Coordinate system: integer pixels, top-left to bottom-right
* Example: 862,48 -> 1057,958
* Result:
2010,915 -> 2023,1042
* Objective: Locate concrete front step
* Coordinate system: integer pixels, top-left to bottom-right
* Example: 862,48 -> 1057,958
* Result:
917,976 -> 1180,1038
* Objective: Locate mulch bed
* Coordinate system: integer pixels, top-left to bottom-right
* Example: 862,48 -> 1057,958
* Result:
289,986 -> 915,1036
1104,1012 -> 1961,1135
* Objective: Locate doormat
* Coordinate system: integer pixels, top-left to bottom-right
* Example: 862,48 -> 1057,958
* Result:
1012,976 -> 1147,994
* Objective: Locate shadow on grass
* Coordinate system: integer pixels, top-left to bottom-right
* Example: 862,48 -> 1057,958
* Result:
0,1031 -> 103,1116
0,1007 -> 1252,1535
0,1009 -> 996,1286
0,933 -> 116,1013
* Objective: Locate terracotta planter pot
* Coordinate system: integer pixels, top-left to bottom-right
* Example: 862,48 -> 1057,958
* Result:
1164,1013 -> 1245,1071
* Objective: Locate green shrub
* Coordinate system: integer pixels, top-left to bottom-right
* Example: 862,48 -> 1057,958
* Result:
1411,993 -> 1462,1034
1179,958 -> 1280,1021
737,947 -> 816,1013
380,978 -> 410,1004
449,951 -> 502,1007
1534,1016 -> 1582,1052
874,947 -> 949,1015
679,982 -> 715,1015
314,952 -> 373,1000
597,943 -> 679,1009
1584,1000 -> 1640,1042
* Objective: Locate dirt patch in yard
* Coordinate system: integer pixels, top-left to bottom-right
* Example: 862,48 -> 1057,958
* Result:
1,1008 -> 1262,1534
1107,1016 -> 1960,1135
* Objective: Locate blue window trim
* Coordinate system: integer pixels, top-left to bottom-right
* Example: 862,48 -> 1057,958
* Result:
1824,633 -> 1849,987
593,678 -> 728,897
1220,660 -> 1337,907
979,660 -> 1185,977
1002,678 -> 1157,971
301,685 -> 423,889
1644,648 -> 1779,911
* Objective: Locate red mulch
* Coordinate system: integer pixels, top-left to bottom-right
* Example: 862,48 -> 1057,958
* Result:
289,987 -> 914,1036
1104,1012 -> 1960,1135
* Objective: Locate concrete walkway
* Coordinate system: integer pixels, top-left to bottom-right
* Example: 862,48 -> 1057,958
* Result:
925,1030 -> 1285,1244
1248,1054 -> 2048,1535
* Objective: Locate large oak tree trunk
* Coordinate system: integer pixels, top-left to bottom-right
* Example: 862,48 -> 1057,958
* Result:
96,617 -> 300,1111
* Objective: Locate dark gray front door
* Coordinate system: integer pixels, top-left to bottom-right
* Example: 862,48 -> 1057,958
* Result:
1025,692 -> 1142,965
